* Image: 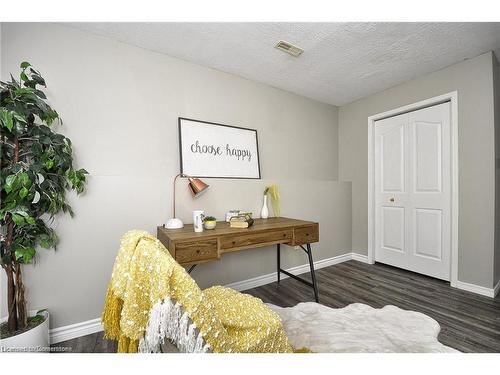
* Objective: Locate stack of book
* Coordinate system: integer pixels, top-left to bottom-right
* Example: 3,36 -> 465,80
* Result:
229,213 -> 254,228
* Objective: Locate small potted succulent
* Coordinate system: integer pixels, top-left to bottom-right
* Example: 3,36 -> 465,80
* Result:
203,216 -> 217,230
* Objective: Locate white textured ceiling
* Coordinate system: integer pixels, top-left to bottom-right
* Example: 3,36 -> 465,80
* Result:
67,23 -> 500,106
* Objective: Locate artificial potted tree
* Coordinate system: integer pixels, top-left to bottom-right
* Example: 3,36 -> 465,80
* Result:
0,62 -> 87,350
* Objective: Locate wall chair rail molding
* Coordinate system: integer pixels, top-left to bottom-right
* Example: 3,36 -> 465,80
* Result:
367,91 -> 459,287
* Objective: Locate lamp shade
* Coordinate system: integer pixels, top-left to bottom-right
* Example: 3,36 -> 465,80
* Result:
188,177 -> 209,197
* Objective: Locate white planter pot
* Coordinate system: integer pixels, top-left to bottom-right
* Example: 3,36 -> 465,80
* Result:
0,310 -> 49,352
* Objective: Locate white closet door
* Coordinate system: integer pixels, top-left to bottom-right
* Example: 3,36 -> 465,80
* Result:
374,102 -> 451,281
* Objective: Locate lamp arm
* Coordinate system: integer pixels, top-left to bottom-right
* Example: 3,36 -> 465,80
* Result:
172,173 -> 186,218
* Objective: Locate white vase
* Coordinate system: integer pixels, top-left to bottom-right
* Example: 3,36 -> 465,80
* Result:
193,210 -> 205,233
261,195 -> 269,219
0,310 -> 49,352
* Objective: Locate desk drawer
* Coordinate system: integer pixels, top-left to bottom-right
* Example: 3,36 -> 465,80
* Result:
220,229 -> 292,251
175,239 -> 218,264
293,225 -> 319,245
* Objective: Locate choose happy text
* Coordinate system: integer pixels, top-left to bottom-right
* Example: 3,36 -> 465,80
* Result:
190,140 -> 252,162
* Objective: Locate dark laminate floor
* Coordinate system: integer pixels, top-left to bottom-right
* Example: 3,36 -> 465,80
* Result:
53,260 -> 500,353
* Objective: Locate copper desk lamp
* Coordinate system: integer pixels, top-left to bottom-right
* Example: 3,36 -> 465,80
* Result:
165,173 -> 209,229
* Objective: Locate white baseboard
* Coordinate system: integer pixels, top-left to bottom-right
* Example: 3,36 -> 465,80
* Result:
454,280 -> 498,298
50,317 -> 102,344
494,280 -> 500,297
226,252 -> 353,291
351,253 -> 370,264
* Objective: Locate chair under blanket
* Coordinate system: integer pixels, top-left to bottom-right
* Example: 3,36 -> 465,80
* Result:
102,230 -> 456,353
101,230 -> 293,353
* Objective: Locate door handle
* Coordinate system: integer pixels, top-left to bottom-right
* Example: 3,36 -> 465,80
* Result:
390,198 -> 395,202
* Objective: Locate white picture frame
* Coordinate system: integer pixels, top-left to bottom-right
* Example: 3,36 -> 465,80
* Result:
178,117 -> 261,179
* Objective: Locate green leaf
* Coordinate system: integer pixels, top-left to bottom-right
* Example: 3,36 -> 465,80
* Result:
4,175 -> 16,193
19,186 -> 29,198
29,315 -> 44,323
11,213 -> 25,226
12,113 -> 27,123
0,109 -> 14,131
34,89 -> 47,99
31,75 -> 46,87
45,159 -> 54,169
14,246 -> 35,263
20,72 -> 29,81
0,200 -> 17,216
20,61 -> 31,69
20,172 -> 30,187
39,233 -> 58,249
25,216 -> 36,225
39,235 -> 51,249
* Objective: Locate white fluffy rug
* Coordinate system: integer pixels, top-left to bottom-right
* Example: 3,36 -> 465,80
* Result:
268,302 -> 458,353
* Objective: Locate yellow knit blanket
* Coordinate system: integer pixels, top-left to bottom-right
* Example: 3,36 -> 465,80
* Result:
102,230 -> 293,353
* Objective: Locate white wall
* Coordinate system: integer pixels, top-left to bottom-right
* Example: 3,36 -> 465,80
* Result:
0,23 -> 350,328
338,52 -> 497,289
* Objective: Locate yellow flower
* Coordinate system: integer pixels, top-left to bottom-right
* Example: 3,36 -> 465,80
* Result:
264,184 -> 281,217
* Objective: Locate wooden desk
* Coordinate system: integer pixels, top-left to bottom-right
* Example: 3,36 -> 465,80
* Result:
157,217 -> 320,302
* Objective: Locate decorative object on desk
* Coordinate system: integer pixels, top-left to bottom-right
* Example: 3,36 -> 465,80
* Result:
165,173 -> 209,229
178,117 -> 261,179
226,210 -> 242,222
0,62 -> 88,349
203,216 -> 217,230
260,194 -> 269,219
263,184 -> 281,218
193,210 -> 205,233
230,213 -> 255,228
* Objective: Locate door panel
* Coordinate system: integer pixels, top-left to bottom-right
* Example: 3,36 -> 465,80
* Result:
374,102 -> 451,281
382,126 -> 405,192
382,206 -> 405,252
414,121 -> 442,192
414,208 -> 442,260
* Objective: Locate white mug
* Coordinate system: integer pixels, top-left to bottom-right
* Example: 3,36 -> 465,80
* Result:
193,210 -> 205,233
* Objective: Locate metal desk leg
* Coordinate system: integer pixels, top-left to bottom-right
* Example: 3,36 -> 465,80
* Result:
306,243 -> 319,302
187,264 -> 197,274
277,244 -> 281,283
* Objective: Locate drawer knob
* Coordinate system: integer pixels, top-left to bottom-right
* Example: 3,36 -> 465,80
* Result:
232,241 -> 236,245
306,233 -> 309,236
196,250 -> 200,254
283,234 -> 286,237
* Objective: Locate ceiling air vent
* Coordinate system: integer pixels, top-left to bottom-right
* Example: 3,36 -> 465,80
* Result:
275,40 -> 303,57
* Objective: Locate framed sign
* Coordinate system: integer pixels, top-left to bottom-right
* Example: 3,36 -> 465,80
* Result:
179,117 -> 261,179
